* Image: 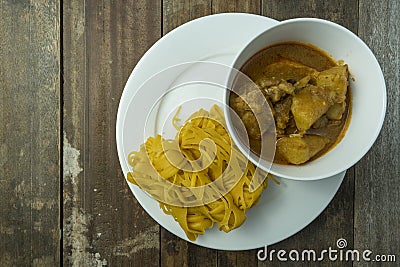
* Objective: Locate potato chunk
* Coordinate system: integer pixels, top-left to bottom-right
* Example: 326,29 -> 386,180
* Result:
291,85 -> 332,132
262,59 -> 317,82
326,102 -> 346,120
276,135 -> 330,165
314,65 -> 349,103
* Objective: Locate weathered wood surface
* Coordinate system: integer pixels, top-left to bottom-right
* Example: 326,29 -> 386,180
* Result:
62,0 -> 161,266
0,1 -> 60,266
354,0 -> 400,266
0,0 -> 399,266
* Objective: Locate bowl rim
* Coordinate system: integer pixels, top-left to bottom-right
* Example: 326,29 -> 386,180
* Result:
224,17 -> 387,180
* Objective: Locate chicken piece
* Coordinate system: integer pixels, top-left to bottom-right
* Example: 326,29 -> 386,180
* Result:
291,85 -> 333,132
313,65 -> 349,103
274,96 -> 292,130
326,101 -> 346,120
262,59 -> 318,82
283,117 -> 297,135
264,85 -> 286,102
256,77 -> 280,89
264,80 -> 295,102
231,89 -> 272,115
243,90 -> 269,114
230,95 -> 249,116
276,135 -> 330,165
241,111 -> 262,140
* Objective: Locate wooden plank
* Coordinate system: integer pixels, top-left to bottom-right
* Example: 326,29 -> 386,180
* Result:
189,0 -> 211,20
162,0 -> 191,34
162,0 -> 211,34
212,0 -> 261,14
212,0 -> 236,13
354,0 -> 400,266
62,0 -> 161,266
259,1 -> 358,266
0,0 -> 60,266
262,0 -> 359,33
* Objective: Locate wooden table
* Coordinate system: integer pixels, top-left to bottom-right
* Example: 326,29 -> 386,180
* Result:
1,0 -> 399,266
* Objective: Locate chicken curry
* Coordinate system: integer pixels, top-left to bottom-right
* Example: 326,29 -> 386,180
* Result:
229,42 -> 351,165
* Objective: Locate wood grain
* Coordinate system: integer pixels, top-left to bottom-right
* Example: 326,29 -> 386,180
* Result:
354,0 -> 400,266
262,0 -> 359,32
162,0 -> 211,35
0,0 -> 60,266
212,0 -> 260,14
62,0 -> 161,266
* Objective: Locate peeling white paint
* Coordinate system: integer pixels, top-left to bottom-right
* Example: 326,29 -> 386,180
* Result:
64,208 -> 107,266
63,131 -> 83,184
113,225 -> 158,257
63,132 -> 108,266
94,253 -> 108,267
64,209 -> 90,266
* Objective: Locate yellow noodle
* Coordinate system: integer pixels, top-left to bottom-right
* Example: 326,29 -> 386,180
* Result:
127,105 -> 273,241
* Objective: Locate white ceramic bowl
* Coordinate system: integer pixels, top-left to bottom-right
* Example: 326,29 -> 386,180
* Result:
224,18 -> 387,180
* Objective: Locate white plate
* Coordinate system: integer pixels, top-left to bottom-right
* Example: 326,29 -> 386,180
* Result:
116,13 -> 345,250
